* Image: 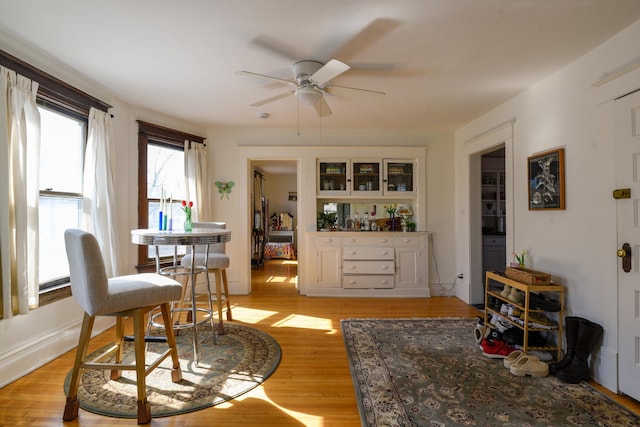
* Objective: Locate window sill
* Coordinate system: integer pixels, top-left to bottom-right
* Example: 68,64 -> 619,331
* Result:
39,284 -> 72,307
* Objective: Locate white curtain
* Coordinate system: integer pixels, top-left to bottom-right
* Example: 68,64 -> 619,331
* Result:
184,140 -> 208,221
83,107 -> 119,277
0,66 -> 41,318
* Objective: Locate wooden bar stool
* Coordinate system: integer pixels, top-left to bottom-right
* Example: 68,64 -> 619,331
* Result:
63,229 -> 183,424
180,222 -> 232,335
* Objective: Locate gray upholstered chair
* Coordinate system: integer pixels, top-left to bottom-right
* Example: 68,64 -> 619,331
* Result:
63,229 -> 183,424
180,221 -> 232,335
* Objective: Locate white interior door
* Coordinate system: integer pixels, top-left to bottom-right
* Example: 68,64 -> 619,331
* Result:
614,89 -> 640,401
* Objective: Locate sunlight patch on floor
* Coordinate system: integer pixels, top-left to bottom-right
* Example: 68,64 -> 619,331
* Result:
272,313 -> 335,332
228,306 -> 279,324
266,275 -> 298,284
233,386 -> 325,426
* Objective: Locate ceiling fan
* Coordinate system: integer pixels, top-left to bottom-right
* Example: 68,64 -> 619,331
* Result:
237,59 -> 385,117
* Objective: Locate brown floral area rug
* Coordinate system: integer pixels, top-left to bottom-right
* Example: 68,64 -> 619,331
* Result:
64,323 -> 281,419
341,318 -> 640,427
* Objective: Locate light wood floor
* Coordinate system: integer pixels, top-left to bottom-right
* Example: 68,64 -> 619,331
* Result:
1,259 -> 638,426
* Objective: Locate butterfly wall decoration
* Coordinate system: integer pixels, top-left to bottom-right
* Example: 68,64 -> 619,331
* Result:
215,181 -> 235,199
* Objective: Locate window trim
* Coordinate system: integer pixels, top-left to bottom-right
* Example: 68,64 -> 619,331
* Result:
0,49 -> 111,115
136,121 -> 205,271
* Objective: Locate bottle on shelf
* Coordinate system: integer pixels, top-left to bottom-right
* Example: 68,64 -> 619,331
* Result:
363,213 -> 370,231
354,213 -> 360,231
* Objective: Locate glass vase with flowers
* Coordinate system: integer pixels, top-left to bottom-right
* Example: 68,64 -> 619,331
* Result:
181,200 -> 193,231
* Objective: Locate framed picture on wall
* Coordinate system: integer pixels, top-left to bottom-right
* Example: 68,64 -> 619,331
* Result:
528,148 -> 565,210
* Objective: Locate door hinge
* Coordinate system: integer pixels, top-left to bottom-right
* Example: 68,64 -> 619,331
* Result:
613,188 -> 631,199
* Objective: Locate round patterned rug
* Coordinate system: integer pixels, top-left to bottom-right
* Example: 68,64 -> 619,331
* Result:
63,323 -> 281,419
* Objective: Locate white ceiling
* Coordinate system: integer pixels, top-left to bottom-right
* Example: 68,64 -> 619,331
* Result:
1,0 -> 640,132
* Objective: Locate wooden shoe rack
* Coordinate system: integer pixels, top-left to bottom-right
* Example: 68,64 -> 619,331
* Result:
484,271 -> 565,360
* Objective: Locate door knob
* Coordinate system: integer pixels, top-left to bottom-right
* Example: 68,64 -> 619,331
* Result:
618,243 -> 632,273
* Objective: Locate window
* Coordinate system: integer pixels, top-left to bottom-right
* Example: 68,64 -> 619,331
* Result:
146,143 -> 186,259
1,48 -> 111,296
38,105 -> 87,289
136,121 -> 205,271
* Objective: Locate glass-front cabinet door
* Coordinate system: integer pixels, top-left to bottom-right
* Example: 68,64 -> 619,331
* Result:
383,159 -> 416,195
318,160 -> 349,196
352,160 -> 381,195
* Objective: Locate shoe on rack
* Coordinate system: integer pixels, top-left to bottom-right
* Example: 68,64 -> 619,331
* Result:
508,306 -> 522,319
528,313 -> 558,329
500,285 -> 512,298
509,355 -> 549,377
507,287 -> 524,304
481,338 -> 516,359
529,293 -> 561,312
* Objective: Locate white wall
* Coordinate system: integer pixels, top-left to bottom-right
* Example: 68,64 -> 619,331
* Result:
454,19 -> 640,391
206,129 -> 455,296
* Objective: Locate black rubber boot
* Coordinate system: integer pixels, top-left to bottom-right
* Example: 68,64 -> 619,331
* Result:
549,316 -> 584,374
555,319 -> 603,384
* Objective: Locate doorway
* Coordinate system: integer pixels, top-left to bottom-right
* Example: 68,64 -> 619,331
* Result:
250,160 -> 299,291
470,145 -> 507,307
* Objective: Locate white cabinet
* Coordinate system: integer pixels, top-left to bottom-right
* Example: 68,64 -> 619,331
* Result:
314,236 -> 341,287
310,232 -> 429,296
394,236 -> 424,288
342,239 -> 395,289
383,159 -> 416,196
317,160 -> 349,196
317,158 -> 417,197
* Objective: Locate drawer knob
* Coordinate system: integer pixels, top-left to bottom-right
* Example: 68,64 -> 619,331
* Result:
403,239 -> 410,243
380,238 -> 388,243
380,251 -> 389,255
349,251 -> 357,255
381,265 -> 389,270
349,265 -> 357,270
381,280 -> 388,284
348,280 -> 356,284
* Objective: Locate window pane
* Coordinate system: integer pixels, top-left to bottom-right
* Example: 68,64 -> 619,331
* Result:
39,196 -> 82,284
147,145 -> 186,260
39,107 -> 85,193
147,144 -> 186,201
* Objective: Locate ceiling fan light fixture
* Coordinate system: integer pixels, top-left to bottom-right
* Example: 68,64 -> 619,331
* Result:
297,86 -> 321,105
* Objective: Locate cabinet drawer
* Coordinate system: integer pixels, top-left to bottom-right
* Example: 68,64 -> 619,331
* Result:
313,236 -> 341,246
343,246 -> 394,260
394,236 -> 422,247
342,236 -> 393,246
343,274 -> 395,289
343,260 -> 395,274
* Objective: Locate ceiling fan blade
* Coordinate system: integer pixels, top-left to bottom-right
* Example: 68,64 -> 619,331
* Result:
329,18 -> 401,62
310,59 -> 350,86
236,70 -> 294,85
251,91 -> 295,107
250,36 -> 306,62
313,96 -> 332,117
325,85 -> 385,99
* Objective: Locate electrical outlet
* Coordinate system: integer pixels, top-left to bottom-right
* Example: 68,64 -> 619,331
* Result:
457,273 -> 464,279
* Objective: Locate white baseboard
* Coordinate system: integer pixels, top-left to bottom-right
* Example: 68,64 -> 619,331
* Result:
0,317 -> 113,388
429,281 -> 458,297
